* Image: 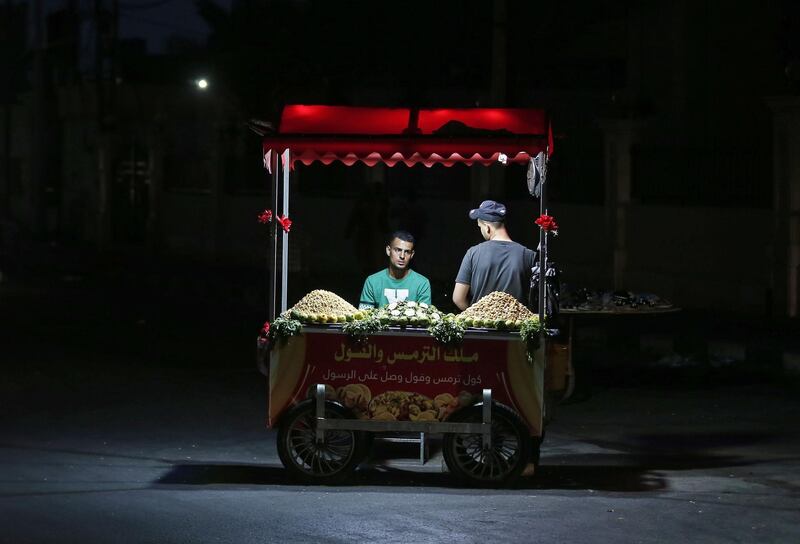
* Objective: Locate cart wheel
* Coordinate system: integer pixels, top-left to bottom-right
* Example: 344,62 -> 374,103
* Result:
443,403 -> 531,487
277,400 -> 366,485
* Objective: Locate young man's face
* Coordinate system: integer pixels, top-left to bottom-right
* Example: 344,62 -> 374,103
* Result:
386,238 -> 415,271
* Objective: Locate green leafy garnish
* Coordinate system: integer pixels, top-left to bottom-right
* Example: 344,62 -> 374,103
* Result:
428,316 -> 466,346
269,316 -> 303,347
341,310 -> 386,342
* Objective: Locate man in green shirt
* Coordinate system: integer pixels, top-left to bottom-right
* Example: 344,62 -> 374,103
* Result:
358,230 -> 432,309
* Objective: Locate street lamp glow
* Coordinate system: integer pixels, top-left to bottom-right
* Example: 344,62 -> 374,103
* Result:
196,78 -> 209,90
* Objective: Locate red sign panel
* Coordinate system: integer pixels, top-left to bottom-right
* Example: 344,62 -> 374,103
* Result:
269,329 -> 542,434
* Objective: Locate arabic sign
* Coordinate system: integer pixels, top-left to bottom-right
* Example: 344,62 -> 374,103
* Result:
269,330 -> 544,435
333,341 -> 480,365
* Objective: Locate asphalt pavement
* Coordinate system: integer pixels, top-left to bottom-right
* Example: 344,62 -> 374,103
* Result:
1,263 -> 799,543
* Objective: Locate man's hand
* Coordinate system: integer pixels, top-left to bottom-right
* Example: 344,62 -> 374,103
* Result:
452,282 -> 471,311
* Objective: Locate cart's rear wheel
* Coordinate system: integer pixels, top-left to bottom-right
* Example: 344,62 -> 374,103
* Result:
442,403 -> 531,487
277,400 -> 366,485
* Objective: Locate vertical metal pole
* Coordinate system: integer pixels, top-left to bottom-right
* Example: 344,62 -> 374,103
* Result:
538,153 -> 547,321
538,149 -> 550,376
481,388 -> 492,449
268,150 -> 280,322
280,149 -> 290,314
315,384 -> 326,442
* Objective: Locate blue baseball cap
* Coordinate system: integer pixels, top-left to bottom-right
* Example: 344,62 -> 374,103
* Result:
469,200 -> 507,222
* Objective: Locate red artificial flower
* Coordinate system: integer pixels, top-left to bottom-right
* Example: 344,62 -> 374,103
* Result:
257,321 -> 271,347
276,215 -> 292,233
535,213 -> 559,233
257,209 -> 273,224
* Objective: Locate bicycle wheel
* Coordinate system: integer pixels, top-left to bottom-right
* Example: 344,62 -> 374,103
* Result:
277,399 -> 366,485
442,403 -> 531,487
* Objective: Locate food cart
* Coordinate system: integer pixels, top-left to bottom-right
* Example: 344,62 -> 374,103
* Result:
256,105 -> 564,486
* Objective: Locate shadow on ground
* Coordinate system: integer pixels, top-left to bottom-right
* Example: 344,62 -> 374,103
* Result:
152,429 -> 782,492
153,447 -> 762,493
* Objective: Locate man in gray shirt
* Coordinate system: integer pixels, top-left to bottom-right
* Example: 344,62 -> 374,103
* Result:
453,200 -> 537,310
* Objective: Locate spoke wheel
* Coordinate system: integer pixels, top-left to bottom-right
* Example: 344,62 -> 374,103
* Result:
443,404 -> 531,487
277,400 -> 365,485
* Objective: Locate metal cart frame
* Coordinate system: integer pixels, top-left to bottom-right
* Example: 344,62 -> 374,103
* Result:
257,105 -> 555,486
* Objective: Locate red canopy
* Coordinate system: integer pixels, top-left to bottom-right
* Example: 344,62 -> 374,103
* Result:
262,105 -> 553,168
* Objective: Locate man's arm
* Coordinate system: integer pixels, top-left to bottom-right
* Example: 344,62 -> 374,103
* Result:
418,278 -> 432,305
452,282 -> 470,311
453,250 -> 473,311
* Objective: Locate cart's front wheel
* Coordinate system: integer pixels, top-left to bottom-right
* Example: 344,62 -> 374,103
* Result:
277,400 -> 366,485
443,403 -> 531,487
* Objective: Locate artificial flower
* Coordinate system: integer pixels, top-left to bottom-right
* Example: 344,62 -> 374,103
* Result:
276,215 -> 292,233
535,213 -> 559,233
257,209 -> 273,224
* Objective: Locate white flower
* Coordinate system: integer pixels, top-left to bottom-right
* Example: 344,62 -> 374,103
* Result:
388,302 -> 397,310
417,310 -> 426,317
419,302 -> 428,309
431,313 -> 441,321
407,301 -> 416,307
404,308 -> 416,317
391,309 -> 401,316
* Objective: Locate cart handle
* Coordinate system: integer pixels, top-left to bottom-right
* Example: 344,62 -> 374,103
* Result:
482,389 -> 492,449
315,384 -> 326,443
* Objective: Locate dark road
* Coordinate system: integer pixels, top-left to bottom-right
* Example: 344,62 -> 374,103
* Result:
1,277 -> 799,543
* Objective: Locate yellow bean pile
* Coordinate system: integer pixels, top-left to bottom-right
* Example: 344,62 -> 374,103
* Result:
458,291 -> 535,322
289,289 -> 357,317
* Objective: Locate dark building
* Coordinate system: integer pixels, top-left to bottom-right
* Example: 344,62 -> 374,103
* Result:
2,0 -> 799,319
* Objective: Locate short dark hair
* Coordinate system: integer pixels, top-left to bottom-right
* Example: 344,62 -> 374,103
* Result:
478,218 -> 504,228
387,230 -> 415,246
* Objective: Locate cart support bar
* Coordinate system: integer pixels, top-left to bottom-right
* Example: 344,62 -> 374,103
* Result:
313,384 -> 498,441
317,419 -> 496,435
315,384 -> 325,443
482,389 -> 492,449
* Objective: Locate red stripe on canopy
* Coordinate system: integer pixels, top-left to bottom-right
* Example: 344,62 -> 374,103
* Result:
279,105 -> 411,135
416,108 -> 547,135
